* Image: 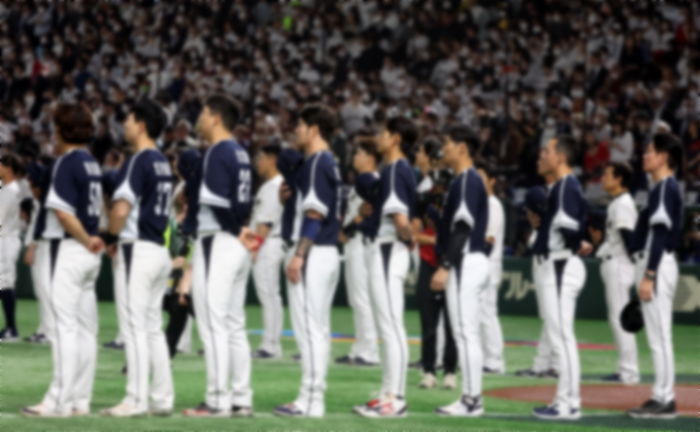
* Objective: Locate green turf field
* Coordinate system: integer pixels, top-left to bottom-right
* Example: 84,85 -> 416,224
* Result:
0,299 -> 698,431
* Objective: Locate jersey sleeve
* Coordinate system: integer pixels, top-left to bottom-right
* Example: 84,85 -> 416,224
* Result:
649,181 -> 675,229
611,200 -> 637,231
200,145 -> 235,208
255,181 -> 282,225
113,154 -> 146,205
486,197 -> 504,239
382,163 -> 412,217
452,173 -> 482,229
302,154 -> 335,218
45,156 -> 79,214
551,178 -> 582,232
355,173 -> 380,202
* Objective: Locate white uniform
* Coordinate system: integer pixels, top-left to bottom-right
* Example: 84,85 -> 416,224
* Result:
0,180 -> 23,290
250,174 -> 285,357
110,149 -> 175,412
480,195 -> 506,373
39,149 -> 103,415
24,197 -> 54,339
342,185 -> 379,363
596,192 -> 639,383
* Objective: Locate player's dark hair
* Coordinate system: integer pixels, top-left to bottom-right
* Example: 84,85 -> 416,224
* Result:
131,98 -> 167,140
355,137 -> 381,165
443,124 -> 480,157
300,103 -> 337,143
386,116 -> 418,160
419,135 -> 442,161
205,95 -> 241,132
605,161 -> 633,189
651,132 -> 684,171
260,142 -> 282,157
554,135 -> 577,166
0,152 -> 25,175
53,103 -> 94,144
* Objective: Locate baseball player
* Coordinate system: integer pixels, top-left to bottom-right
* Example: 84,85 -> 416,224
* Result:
353,116 -> 417,418
531,135 -> 590,420
22,103 -> 104,417
430,125 -> 488,417
250,143 -> 285,359
627,133 -> 683,419
273,104 -> 341,418
0,153 -> 25,342
183,95 -> 255,418
477,165 -> 506,375
336,138 -> 380,367
597,162 -> 640,384
100,99 -> 175,417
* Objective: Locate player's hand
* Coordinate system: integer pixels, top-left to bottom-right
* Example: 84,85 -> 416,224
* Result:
578,241 -> 593,256
24,244 -> 36,266
106,244 -> 117,258
172,256 -> 186,269
86,236 -> 105,254
238,227 -> 257,252
286,255 -> 304,285
638,277 -> 654,302
279,182 -> 292,203
359,202 -> 373,218
430,267 -> 449,292
178,293 -> 189,306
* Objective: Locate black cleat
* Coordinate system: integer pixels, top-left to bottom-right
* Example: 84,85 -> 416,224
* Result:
353,357 -> 379,367
335,354 -> 354,365
601,373 -> 622,382
537,368 -> 559,379
253,349 -> 278,359
628,399 -> 676,419
232,405 -> 253,417
103,340 -> 124,350
515,368 -> 539,377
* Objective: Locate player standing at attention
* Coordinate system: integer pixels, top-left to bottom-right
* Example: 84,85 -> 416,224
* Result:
22,103 -> 104,417
477,165 -> 506,375
353,116 -> 417,418
0,153 -> 25,341
99,99 -> 175,417
597,162 -> 640,385
183,95 -> 255,418
627,133 -> 683,419
531,135 -> 591,420
430,125 -> 488,417
273,104 -> 341,418
250,143 -> 285,359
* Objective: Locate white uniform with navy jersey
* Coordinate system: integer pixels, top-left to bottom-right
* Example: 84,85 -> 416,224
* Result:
285,150 -> 341,417
596,192 -> 639,384
480,195 -> 506,373
250,174 -> 285,357
633,176 -> 682,405
533,174 -> 587,413
39,148 -> 103,415
111,148 -> 174,412
368,158 -> 415,399
192,139 -> 254,411
0,180 -> 23,291
438,168 -> 489,399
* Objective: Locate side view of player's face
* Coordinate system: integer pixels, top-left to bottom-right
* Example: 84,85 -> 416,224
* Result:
537,138 -> 558,176
255,153 -> 272,177
440,137 -> 458,168
0,163 -> 7,181
352,149 -> 374,173
123,113 -> 140,146
294,121 -> 311,150
643,143 -> 665,173
600,165 -> 618,194
195,106 -> 214,142
375,129 -> 393,155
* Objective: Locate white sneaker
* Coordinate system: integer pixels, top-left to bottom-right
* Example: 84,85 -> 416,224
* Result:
21,403 -> 68,418
100,402 -> 147,417
443,373 -> 457,389
436,396 -> 484,417
354,396 -> 407,418
419,372 -> 437,389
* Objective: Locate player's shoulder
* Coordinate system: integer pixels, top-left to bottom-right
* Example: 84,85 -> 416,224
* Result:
60,149 -> 100,177
664,176 -> 682,197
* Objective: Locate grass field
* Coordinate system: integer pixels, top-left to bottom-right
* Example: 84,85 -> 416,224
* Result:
0,299 -> 698,431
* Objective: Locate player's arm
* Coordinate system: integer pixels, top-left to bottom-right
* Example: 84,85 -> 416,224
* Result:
384,168 -> 413,246
54,210 -> 102,253
108,200 -> 132,236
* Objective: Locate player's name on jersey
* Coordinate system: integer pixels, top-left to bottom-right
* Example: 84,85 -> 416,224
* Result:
153,161 -> 173,176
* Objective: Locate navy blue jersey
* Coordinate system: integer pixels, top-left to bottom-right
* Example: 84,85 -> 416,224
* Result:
292,151 -> 341,245
633,176 -> 683,254
177,149 -> 203,237
277,148 -> 304,243
436,168 -> 488,256
43,149 -> 103,239
29,161 -> 53,241
376,158 -> 416,240
113,149 -> 174,245
355,172 -> 381,240
197,139 -> 252,236
533,175 -> 587,255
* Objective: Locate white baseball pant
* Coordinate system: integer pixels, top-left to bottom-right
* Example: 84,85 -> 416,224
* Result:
447,253 -> 489,398
538,254 -> 586,411
369,240 -> 410,398
192,232 -> 253,410
344,236 -> 379,362
480,260 -> 505,372
31,241 -> 54,338
114,241 -> 174,411
253,236 -> 285,356
635,252 -> 678,404
0,236 -> 21,289
600,255 -> 639,383
285,244 -> 339,416
41,239 -> 100,415
532,259 -> 558,373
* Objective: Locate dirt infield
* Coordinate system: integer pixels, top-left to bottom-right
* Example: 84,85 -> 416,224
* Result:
486,384 -> 699,417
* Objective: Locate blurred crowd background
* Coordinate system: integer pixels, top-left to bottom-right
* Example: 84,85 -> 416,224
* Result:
1,0 -> 699,260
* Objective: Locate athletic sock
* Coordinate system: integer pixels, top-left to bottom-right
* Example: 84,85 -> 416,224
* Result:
0,289 -> 17,332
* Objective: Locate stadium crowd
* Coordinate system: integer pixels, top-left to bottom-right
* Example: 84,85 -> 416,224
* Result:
0,0 -> 699,259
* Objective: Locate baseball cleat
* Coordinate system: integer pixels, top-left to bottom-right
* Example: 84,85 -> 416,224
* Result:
102,340 -> 125,350
21,403 -> 62,418
483,366 -> 504,375
353,357 -> 379,367
533,404 -> 581,420
601,373 -> 622,382
537,369 -> 559,379
183,402 -> 230,417
0,328 -> 19,342
514,368 -> 539,377
419,372 -> 437,389
435,395 -> 484,417
335,354 -> 354,365
627,399 -> 676,419
231,405 -> 253,417
354,397 -> 407,418
253,349 -> 280,359
273,402 -> 312,417
100,402 -> 147,417
443,373 -> 457,389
